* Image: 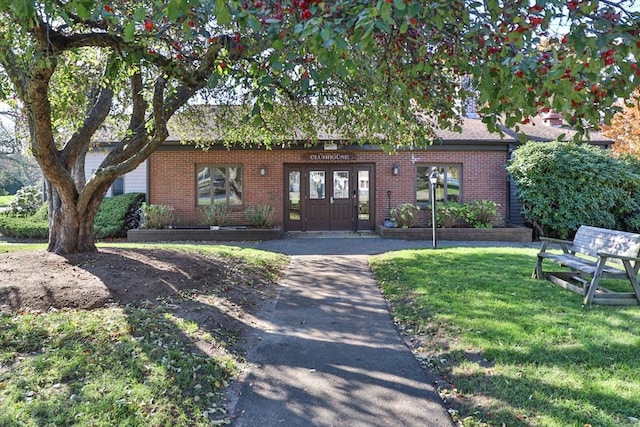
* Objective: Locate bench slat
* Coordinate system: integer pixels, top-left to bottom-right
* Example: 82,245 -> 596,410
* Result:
538,253 -> 627,277
571,226 -> 640,259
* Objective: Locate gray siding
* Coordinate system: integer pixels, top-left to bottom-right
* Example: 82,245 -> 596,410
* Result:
85,152 -> 147,197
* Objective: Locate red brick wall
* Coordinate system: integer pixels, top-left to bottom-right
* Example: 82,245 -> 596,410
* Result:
148,147 -> 509,228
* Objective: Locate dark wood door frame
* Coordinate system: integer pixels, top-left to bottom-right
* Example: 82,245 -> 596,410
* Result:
284,164 -> 375,232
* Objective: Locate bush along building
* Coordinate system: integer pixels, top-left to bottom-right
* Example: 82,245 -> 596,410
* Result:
92,110 -> 611,234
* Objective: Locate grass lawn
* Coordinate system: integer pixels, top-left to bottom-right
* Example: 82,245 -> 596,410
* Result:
0,242 -> 288,426
0,195 -> 14,207
370,247 -> 640,427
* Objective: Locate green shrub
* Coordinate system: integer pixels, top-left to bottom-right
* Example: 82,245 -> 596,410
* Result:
507,141 -> 640,238
434,201 -> 467,228
7,185 -> 42,217
244,205 -> 274,228
0,212 -> 48,239
202,203 -> 230,227
94,193 -> 145,238
390,203 -> 420,228
465,200 -> 500,228
31,203 -> 48,222
141,203 -> 176,229
0,194 -> 146,239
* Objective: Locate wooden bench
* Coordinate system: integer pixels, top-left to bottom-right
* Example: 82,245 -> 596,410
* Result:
533,225 -> 640,305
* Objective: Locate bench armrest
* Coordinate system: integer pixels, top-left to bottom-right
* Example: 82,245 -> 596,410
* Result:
597,252 -> 640,263
538,236 -> 573,254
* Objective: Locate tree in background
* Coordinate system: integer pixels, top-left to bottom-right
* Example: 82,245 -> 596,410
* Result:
0,110 -> 41,195
602,90 -> 640,157
0,0 -> 639,254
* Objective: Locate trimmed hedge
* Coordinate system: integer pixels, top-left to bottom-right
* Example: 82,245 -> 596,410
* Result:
94,193 -> 145,238
0,193 -> 145,240
0,214 -> 48,239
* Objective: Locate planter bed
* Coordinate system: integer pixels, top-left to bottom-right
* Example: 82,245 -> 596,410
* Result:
376,225 -> 532,242
127,226 -> 283,242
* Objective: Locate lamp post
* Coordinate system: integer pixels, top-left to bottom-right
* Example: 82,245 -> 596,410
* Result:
429,168 -> 439,249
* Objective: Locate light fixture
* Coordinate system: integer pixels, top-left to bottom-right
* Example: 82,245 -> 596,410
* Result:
392,163 -> 399,176
259,166 -> 266,176
429,167 -> 439,249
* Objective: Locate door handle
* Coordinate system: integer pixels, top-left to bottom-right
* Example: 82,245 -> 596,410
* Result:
330,196 -> 334,204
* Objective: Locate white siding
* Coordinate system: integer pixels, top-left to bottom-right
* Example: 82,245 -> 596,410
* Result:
85,151 -> 147,197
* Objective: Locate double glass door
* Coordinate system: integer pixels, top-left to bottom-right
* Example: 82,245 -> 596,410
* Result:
285,164 -> 374,232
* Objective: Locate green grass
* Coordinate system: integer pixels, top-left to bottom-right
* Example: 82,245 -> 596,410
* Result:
0,195 -> 13,207
0,243 -> 288,426
0,242 -> 48,253
370,247 -> 640,427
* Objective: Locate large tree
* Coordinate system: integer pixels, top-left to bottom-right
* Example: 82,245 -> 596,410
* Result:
602,90 -> 640,157
0,0 -> 638,254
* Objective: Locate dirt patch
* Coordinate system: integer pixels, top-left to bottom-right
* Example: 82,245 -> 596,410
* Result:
0,247 -> 276,311
0,247 -> 282,355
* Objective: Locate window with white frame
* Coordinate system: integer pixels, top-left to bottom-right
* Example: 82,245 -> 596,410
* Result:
416,164 -> 461,205
196,165 -> 243,206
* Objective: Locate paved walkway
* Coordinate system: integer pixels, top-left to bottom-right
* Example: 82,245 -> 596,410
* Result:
225,235 -> 533,426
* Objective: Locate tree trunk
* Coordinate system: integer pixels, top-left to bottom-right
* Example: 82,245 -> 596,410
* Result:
46,181 -> 101,254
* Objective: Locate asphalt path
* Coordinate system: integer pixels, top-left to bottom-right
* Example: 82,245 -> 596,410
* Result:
222,235 -> 520,426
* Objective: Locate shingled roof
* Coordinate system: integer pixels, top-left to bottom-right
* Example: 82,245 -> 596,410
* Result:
433,115 -> 611,146
92,106 -> 613,148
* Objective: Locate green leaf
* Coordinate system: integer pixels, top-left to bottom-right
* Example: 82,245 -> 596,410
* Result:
133,7 -> 146,22
123,21 -> 135,42
75,0 -> 93,20
166,0 -> 184,21
374,20 -> 391,33
270,59 -> 283,71
215,0 -> 231,26
320,27 -> 333,43
380,3 -> 392,21
393,0 -> 406,10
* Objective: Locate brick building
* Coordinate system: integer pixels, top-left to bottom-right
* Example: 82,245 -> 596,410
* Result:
95,113 -> 611,232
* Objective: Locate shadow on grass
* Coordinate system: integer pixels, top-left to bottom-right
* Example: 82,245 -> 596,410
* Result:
0,247 -> 281,426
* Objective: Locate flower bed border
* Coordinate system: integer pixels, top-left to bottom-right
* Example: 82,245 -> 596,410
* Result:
375,225 -> 532,242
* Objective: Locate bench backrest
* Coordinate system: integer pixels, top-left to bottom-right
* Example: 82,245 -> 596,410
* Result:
572,226 -> 640,259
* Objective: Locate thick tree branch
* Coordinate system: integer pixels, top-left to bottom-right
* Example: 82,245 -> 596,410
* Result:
0,40 -> 29,100
129,72 -> 147,133
48,30 -> 124,53
59,84 -> 113,169
24,39 -> 79,210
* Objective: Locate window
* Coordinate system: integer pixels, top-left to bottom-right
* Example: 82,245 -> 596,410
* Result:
333,170 -> 349,199
196,165 -> 243,206
416,164 -> 461,204
289,171 -> 300,220
358,170 -> 370,220
112,177 -> 124,196
309,170 -> 325,199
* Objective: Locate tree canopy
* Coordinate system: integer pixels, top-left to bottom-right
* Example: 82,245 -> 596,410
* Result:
603,89 -> 640,157
0,0 -> 639,253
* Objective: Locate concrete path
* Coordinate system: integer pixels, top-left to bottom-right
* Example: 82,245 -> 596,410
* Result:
226,235 -> 460,426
